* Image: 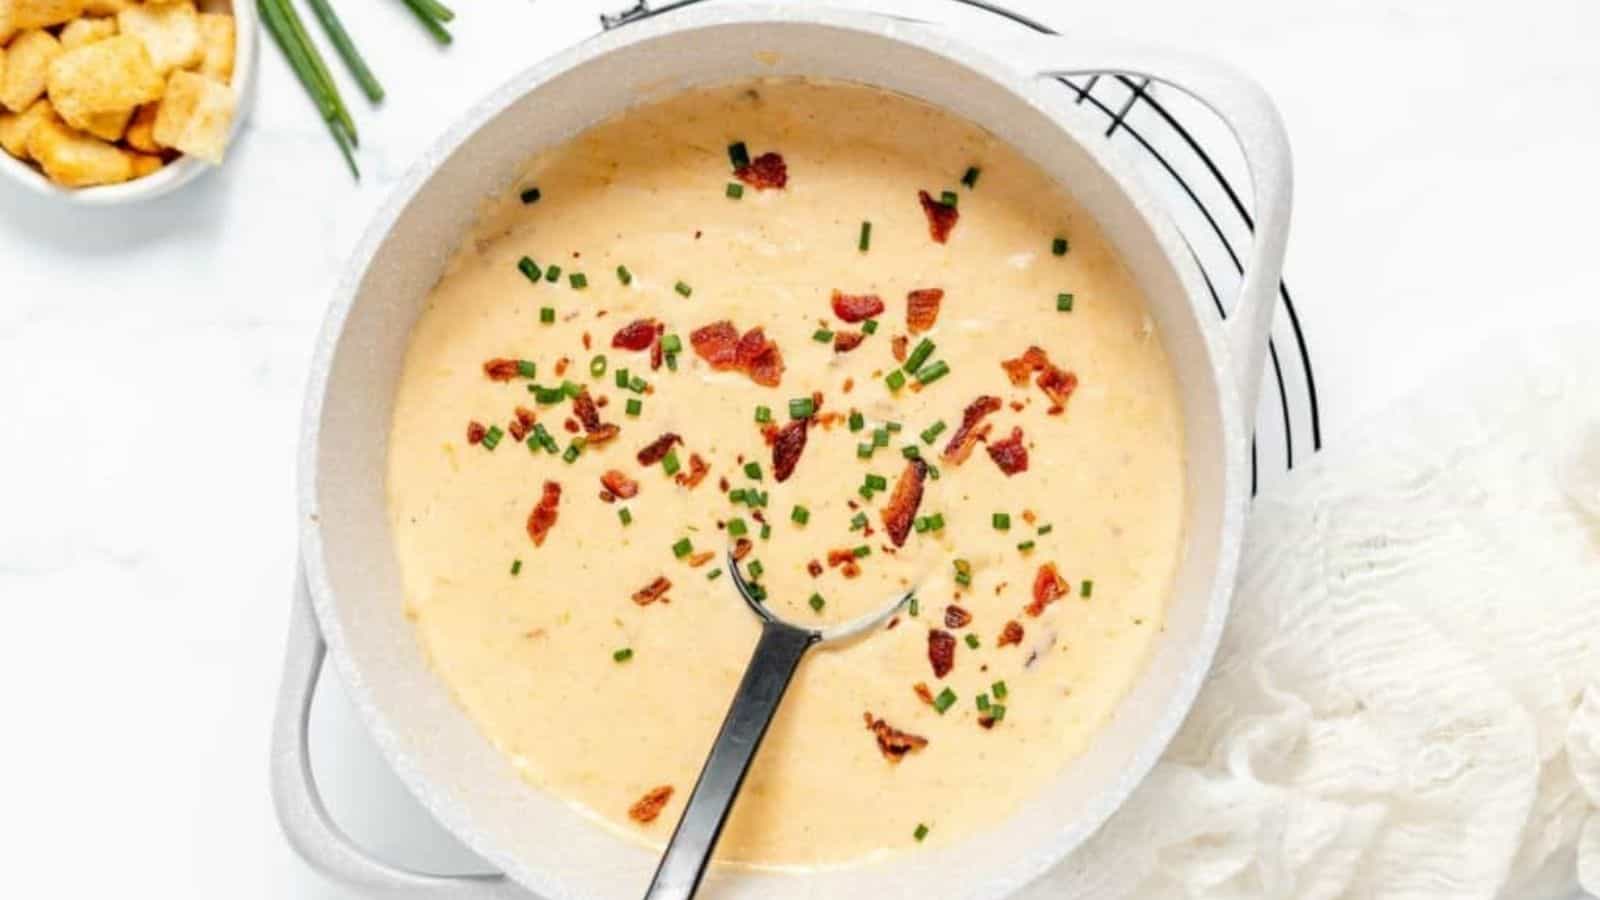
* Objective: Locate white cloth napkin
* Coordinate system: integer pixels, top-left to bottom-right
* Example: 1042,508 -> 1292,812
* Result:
1021,325 -> 1600,900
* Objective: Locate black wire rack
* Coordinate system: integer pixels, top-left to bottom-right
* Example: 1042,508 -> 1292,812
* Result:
600,0 -> 1323,493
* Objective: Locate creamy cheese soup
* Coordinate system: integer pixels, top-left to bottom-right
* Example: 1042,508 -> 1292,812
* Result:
388,79 -> 1185,868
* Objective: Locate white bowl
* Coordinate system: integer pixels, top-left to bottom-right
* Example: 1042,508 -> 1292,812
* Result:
0,0 -> 258,205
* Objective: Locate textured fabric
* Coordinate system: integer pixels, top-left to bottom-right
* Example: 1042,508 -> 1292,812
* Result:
1020,325 -> 1600,899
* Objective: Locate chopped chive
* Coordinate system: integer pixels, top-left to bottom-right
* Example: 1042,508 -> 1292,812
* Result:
857,442 -> 874,459
569,272 -> 588,290
850,511 -> 869,531
540,307 -> 556,324
933,688 -> 957,714
533,386 -> 560,404
664,352 -> 678,372
755,405 -> 772,423
927,513 -> 945,531
517,256 -> 540,283
852,545 -> 871,558
661,334 -> 683,355
625,398 -> 643,417
748,559 -> 764,580
913,516 -> 931,534
1082,579 -> 1094,598
908,596 -> 920,616
915,360 -> 950,385
791,505 -> 810,525
531,423 -> 558,453
1052,236 -> 1069,256
672,537 -> 693,558
589,355 -> 607,377
728,518 -> 748,537
903,338 -> 936,374
809,593 -> 825,612
747,582 -> 767,602
885,421 -> 902,433
940,190 -> 958,207
481,425 -> 503,450
560,379 -> 581,398
864,473 -> 888,492
729,488 -> 748,504
992,680 -> 1007,699
618,507 -> 633,526
901,445 -> 921,459
965,634 -> 980,649
725,181 -> 744,199
812,328 -> 835,343
612,647 -> 633,663
862,318 -> 879,335
662,450 -> 681,477
993,513 -> 1011,531
872,428 -> 890,448
1037,524 -> 1054,535
706,567 -> 722,580
545,264 -> 561,283
953,559 -> 972,587
885,370 -> 906,392
961,166 -> 980,188
629,375 -> 647,393
517,359 -> 537,378
920,421 -> 946,444
989,704 -> 1006,722
976,692 -> 990,711
1017,540 -> 1035,552
914,823 -> 930,841
520,186 -> 541,204
728,141 -> 750,169
759,523 -> 771,540
744,461 -> 763,480
858,484 -> 876,500
674,281 -> 693,298
615,367 -> 630,389
510,559 -> 522,575
848,411 -> 865,432
858,220 -> 872,252
1057,293 -> 1074,312
789,397 -> 815,419
616,265 -> 633,285
562,443 -> 581,463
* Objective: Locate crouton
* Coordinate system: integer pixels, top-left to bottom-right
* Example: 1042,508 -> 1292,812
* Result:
45,34 -> 162,130
151,68 -> 231,163
0,96 -> 53,157
116,0 -> 200,75
80,0 -> 129,13
1,29 -> 62,113
127,149 -> 162,177
122,99 -> 157,151
195,11 -> 232,81
80,103 -> 130,140
25,113 -> 132,185
5,0 -> 86,31
59,15 -> 116,49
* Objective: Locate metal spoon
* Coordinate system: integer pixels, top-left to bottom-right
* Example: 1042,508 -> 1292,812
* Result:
642,548 -> 918,899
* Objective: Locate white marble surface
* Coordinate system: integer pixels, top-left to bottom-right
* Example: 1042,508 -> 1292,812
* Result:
1,0 -> 1595,896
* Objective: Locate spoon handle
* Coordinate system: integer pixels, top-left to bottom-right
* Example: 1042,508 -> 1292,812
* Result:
643,621 -> 817,900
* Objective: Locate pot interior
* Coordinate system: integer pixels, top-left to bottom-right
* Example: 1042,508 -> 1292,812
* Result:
303,10 -> 1239,899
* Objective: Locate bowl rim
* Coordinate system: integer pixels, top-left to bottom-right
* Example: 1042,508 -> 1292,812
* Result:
0,0 -> 259,206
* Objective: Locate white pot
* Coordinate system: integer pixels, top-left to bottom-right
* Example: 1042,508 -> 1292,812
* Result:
272,5 -> 1292,898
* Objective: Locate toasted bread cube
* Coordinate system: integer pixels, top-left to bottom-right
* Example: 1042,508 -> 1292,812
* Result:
60,15 -> 117,49
127,149 -> 162,177
123,99 -> 157,151
117,0 -> 200,75
0,47 -> 6,93
195,12 -> 232,81
81,103 -> 130,140
0,5 -> 14,45
0,96 -> 53,157
46,35 -> 162,130
151,69 -> 231,162
5,0 -> 86,31
81,0 -> 129,13
26,113 -> 132,185
1,29 -> 62,113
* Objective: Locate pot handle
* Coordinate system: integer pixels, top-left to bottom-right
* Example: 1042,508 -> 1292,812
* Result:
270,567 -> 528,898
1006,33 -> 1293,420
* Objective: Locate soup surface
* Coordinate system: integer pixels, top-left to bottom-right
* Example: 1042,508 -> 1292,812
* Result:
387,79 -> 1185,868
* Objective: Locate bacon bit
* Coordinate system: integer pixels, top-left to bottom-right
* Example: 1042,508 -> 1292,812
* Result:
691,320 -> 784,386
890,335 -> 909,362
1001,346 -> 1050,386
807,559 -> 823,577
918,190 -> 959,243
1010,400 -> 1025,412
554,357 -> 570,377
986,427 -> 1029,476
831,290 -> 885,323
515,406 -> 537,429
913,683 -> 935,705
906,288 -> 944,334
601,470 -> 638,499
587,424 -> 620,445
879,459 -> 928,547
525,481 -> 561,547
943,395 -> 1002,463
636,433 -> 683,466
718,476 -> 731,492
843,562 -> 861,578
1038,365 -> 1079,414
596,395 -> 610,408
944,605 -> 972,629
582,332 -> 592,350
864,712 -> 929,762
886,616 -> 901,630
572,390 -> 603,431
563,418 -> 580,433
599,491 -> 615,503
1021,510 -> 1037,525
483,358 -> 520,381
649,334 -> 664,371
690,321 -> 739,367
928,630 -> 956,679
686,550 -> 715,568
733,538 -> 753,561
827,548 -> 857,568
1026,563 -> 1068,617
816,411 -> 845,429
998,620 -> 1024,647
675,452 -> 710,488
628,786 -> 674,824
632,576 -> 672,606
735,151 -> 788,190
508,419 -> 529,442
978,715 -> 997,730
842,377 -> 854,393
833,330 -> 865,353
771,419 -> 809,482
612,319 -> 659,351
466,421 -> 487,444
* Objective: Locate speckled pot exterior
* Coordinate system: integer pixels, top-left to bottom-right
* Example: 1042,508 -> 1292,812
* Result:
273,5 -> 1291,898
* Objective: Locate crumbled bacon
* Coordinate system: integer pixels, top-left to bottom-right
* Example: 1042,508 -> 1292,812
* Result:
998,620 -> 1024,647
827,548 -> 857,567
525,481 -> 561,547
735,151 -> 787,190
1001,346 -> 1050,386
689,321 -> 739,367
918,190 -> 959,243
1021,510 -> 1037,525
691,320 -> 784,387
864,712 -> 929,763
628,786 -> 674,824
632,576 -> 672,606
554,357 -> 570,377
582,332 -> 592,350
636,433 -> 683,466
944,605 -> 972,629
943,396 -> 1002,463
890,335 -> 908,362
572,390 -> 602,431
1026,563 -> 1068,617
986,427 -> 1029,475
612,319 -> 659,351
807,560 -> 823,577
483,358 -> 520,381
508,418 -> 529,442
831,290 -> 884,323
585,423 -> 620,445
675,452 -> 710,488
650,333 -> 664,371
515,406 -> 536,431
466,421 -> 487,444
733,538 -> 753,561
879,459 -> 927,547
906,288 -> 943,334
771,419 -> 808,483
600,470 -> 638,499
928,629 -> 956,679
564,418 -> 580,433
833,331 -> 865,353
978,715 -> 997,730
686,550 -> 715,568
913,683 -> 935,705
1037,365 -> 1079,414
